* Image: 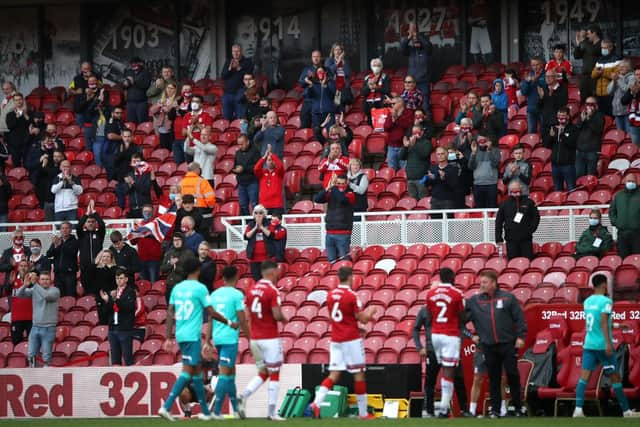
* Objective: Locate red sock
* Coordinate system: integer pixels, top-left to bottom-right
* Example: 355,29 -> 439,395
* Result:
354,380 -> 366,395
259,372 -> 269,381
321,378 -> 334,389
270,372 -> 280,382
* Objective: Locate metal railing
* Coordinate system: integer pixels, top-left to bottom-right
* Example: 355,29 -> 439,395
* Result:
221,205 -> 613,251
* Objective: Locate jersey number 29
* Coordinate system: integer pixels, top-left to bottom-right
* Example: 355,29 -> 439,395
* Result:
175,300 -> 194,321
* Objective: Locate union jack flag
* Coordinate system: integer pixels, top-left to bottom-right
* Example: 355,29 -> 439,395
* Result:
127,206 -> 176,242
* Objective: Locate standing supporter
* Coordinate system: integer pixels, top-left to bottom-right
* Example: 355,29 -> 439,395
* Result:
73,75 -> 103,146
172,84 -> 193,164
176,194 -> 205,238
158,184 -> 181,215
454,118 -> 477,160
221,44 -> 254,121
383,97 -> 414,171
158,258 -> 236,422
317,116 -> 352,158
609,173 -> 640,259
495,181 -> 540,260
400,75 -> 424,111
10,260 -> 32,344
479,95 -> 505,141
149,81 -> 178,150
122,152 -> 152,218
469,137 -> 500,209
160,233 -> 196,304
610,60 -> 634,133
180,216 -> 204,256
490,80 -> 508,124
314,175 -> 355,263
325,43 -> 352,112
574,25 -> 602,102
309,267 -> 376,420
420,147 -> 460,213
233,134 -> 261,216
5,92 -> 31,166
502,144 -> 532,196
254,111 -> 285,159
591,38 -> 621,116
16,271 -> 58,367
76,200 -> 105,291
122,57 -> 151,124
46,221 -> 79,297
100,267 -> 137,366
503,69 -> 519,108
465,270 -> 528,418
543,107 -> 578,191
85,250 -> 117,325
247,98 -> 271,141
308,67 -> 336,131
575,96 -> 605,178
298,50 -> 324,129
574,208 -> 613,259
197,241 -> 216,293
181,162 -> 216,236
185,126 -> 217,185
130,204 -> 162,283
36,151 -> 63,221
400,125 -> 432,200
146,66 -> 176,104
538,71 -> 568,134
400,22 -> 432,111
237,261 -> 287,421
318,142 -> 350,188
254,147 -> 285,216
446,145 -> 470,209
520,57 -> 547,134
622,68 -> 640,145
84,85 -> 108,166
545,44 -> 573,83
0,229 -> 30,285
347,158 -> 369,217
113,129 -> 140,209
244,205 -> 287,281
361,58 -> 391,125
0,81 -> 17,135
104,107 -> 125,180
27,239 -> 50,274
50,160 -> 83,221
108,231 -> 141,289
182,95 -> 213,164
455,91 -> 483,129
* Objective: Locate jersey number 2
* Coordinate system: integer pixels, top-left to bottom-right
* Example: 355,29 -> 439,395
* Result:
435,301 -> 449,323
251,297 -> 263,319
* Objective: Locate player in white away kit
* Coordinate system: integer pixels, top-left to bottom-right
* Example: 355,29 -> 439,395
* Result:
425,268 -> 465,418
238,260 -> 288,420
310,267 -> 377,419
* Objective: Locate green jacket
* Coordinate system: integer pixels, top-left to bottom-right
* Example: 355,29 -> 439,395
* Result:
610,188 -> 640,232
575,225 -> 613,258
400,136 -> 432,180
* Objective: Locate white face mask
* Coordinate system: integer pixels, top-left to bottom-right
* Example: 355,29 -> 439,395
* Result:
371,66 -> 382,74
191,102 -> 200,111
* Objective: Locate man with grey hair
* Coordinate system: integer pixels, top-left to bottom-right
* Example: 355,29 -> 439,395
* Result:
221,44 -> 254,121
180,216 -> 204,256
0,81 -> 17,134
495,181 -> 540,260
383,96 -> 414,171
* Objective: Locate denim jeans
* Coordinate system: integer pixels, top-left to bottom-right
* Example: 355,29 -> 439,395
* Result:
172,138 -> 185,165
473,184 -> 498,208
82,123 -> 95,148
28,325 -> 56,366
615,115 -> 630,133
630,125 -> 640,146
115,181 -> 129,209
93,136 -> 105,167
326,233 -> 351,264
55,209 -> 77,221
407,179 -> 426,200
386,146 -> 406,171
527,112 -> 541,134
140,260 -> 160,283
0,213 -> 7,232
238,181 -> 259,216
222,92 -> 246,121
417,81 -> 430,113
551,164 -> 576,191
575,151 -> 599,178
103,140 -> 120,180
109,329 -> 134,366
300,100 -> 313,129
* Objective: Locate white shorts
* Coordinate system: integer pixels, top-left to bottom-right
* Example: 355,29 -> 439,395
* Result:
250,338 -> 283,372
432,333 -> 461,367
329,338 -> 366,373
470,26 -> 492,55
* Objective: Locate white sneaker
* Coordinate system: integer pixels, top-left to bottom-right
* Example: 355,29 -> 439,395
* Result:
196,413 -> 213,421
572,407 -> 585,418
211,414 -> 225,420
237,395 -> 246,419
624,409 -> 640,418
158,407 -> 176,422
268,414 -> 286,421
421,410 -> 433,418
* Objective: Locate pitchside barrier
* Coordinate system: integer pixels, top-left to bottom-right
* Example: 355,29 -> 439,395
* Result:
2,303 -> 639,418
221,205 -> 612,251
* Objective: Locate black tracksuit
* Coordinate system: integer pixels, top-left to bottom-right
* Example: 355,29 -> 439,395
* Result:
495,195 -> 540,260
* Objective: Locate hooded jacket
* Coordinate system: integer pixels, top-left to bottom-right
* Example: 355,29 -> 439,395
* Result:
491,79 -> 509,113
609,187 -> 640,232
575,224 -> 613,258
591,52 -> 622,97
400,35 -> 433,83
469,147 -> 501,186
400,136 -> 432,180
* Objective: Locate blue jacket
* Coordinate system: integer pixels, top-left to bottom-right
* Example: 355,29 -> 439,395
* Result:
520,71 -> 547,114
420,163 -> 460,202
221,57 -> 254,94
491,79 -> 509,112
324,58 -> 352,87
309,81 -> 336,115
254,126 -> 285,159
298,64 -> 322,99
400,35 -> 433,83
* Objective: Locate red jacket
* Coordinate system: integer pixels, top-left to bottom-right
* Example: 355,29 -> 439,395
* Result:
11,277 -> 32,321
383,108 -> 414,147
318,156 -> 350,188
254,155 -> 285,209
130,219 -> 163,262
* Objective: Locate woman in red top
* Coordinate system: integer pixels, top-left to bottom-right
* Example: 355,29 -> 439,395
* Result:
244,205 -> 287,280
10,259 -> 32,344
254,146 -> 285,216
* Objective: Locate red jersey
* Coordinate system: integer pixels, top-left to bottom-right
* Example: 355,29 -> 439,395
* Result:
254,155 -> 285,209
318,156 -> 350,188
425,283 -> 464,337
11,277 -> 32,321
247,279 -> 281,339
328,285 -> 362,343
545,59 -> 573,82
184,111 -> 213,145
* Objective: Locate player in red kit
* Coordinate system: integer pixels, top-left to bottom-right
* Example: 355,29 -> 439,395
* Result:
425,268 -> 465,417
310,267 -> 377,419
238,260 -> 287,421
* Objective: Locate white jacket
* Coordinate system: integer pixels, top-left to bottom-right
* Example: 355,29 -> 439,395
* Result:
51,173 -> 83,213
0,97 -> 15,133
185,138 -> 218,180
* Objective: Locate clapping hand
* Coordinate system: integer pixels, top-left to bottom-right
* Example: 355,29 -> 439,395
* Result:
87,199 -> 95,214
471,141 -> 478,153
576,30 -> 586,44
537,86 -> 544,99
99,289 -> 109,302
438,169 -> 446,179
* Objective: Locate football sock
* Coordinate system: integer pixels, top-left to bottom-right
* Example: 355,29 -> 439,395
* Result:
576,378 -> 587,408
191,375 -> 211,416
313,378 -> 334,405
355,380 -> 367,417
612,383 -> 630,412
469,402 -> 477,415
440,377 -> 454,412
164,371 -> 191,411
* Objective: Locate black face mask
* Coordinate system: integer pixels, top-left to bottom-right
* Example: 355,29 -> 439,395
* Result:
259,107 -> 270,116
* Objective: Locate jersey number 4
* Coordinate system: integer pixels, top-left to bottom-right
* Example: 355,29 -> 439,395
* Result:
251,297 -> 263,319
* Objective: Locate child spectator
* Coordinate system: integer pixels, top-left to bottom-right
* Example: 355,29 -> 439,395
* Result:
502,144 -> 532,195
503,69 -> 519,107
491,79 -> 508,125
545,44 -> 573,83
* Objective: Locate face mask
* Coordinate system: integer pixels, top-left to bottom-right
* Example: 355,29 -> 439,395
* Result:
460,127 -> 471,133
371,66 -> 382,74
478,142 -> 488,150
589,218 -> 600,227
191,102 -> 201,111
336,184 -> 347,191
169,193 -> 176,201
557,117 -> 568,125
329,134 -> 340,141
13,239 -> 23,246
412,131 -> 422,137
30,247 -> 41,255
133,161 -> 141,168
259,106 -> 270,116
447,153 -> 457,161
142,212 -> 152,220
272,218 -> 280,226
180,226 -> 190,233
510,191 -> 522,198
88,84 -> 97,90
601,49 -> 609,56
131,64 -> 141,71
182,91 -> 192,98
626,181 -> 637,191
